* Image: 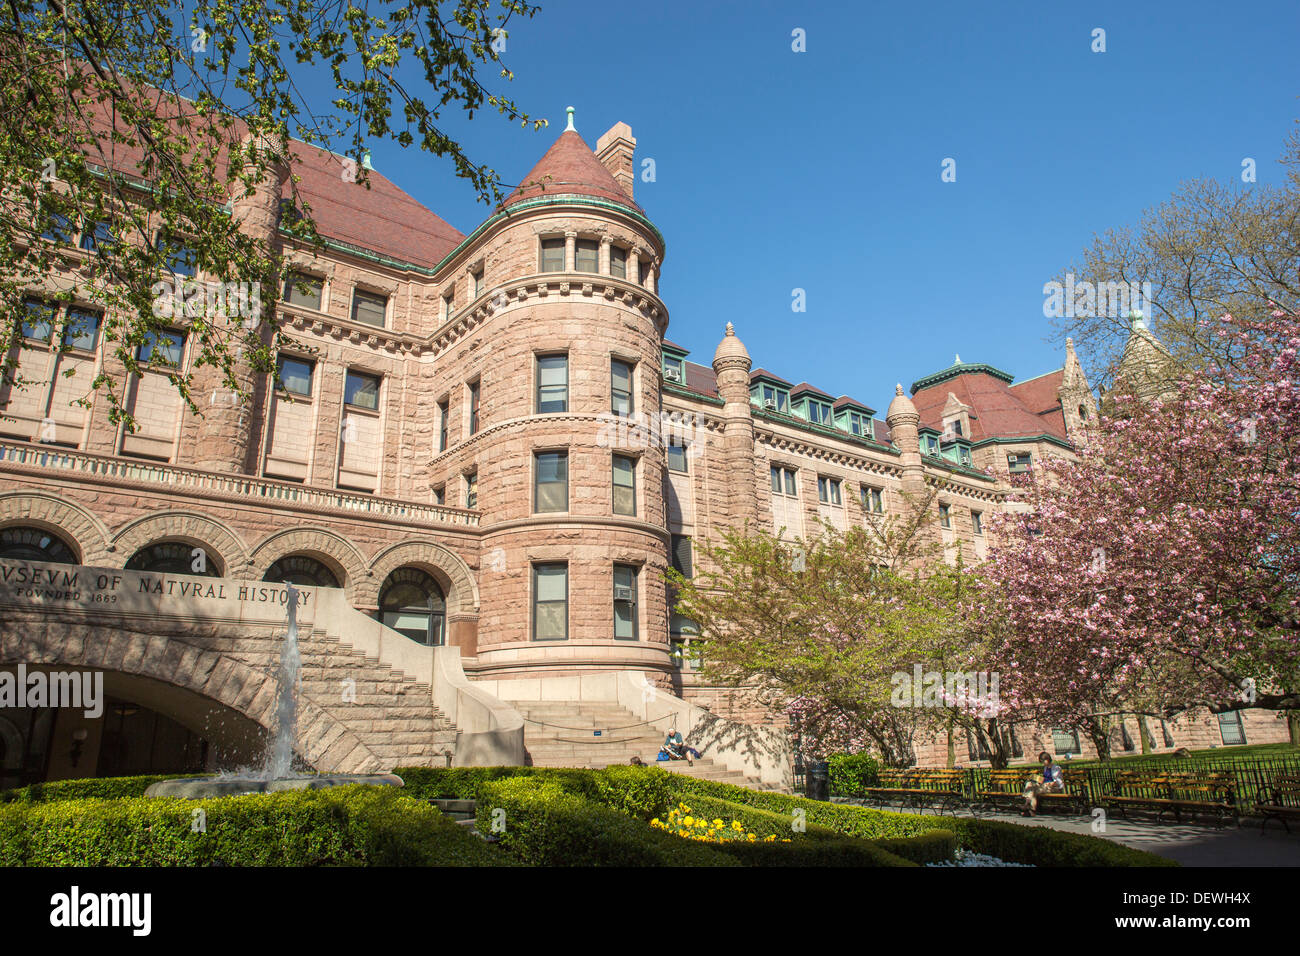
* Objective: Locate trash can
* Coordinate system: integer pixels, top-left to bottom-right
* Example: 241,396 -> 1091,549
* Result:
806,760 -> 830,801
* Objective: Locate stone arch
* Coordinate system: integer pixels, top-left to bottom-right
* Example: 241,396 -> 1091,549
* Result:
363,539 -> 479,615
247,526 -> 367,600
1,613 -> 386,774
0,492 -> 111,565
111,511 -> 250,577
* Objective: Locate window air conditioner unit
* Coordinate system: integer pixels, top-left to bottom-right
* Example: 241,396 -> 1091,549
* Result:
663,367 -> 681,382
763,399 -> 777,410
614,586 -> 635,603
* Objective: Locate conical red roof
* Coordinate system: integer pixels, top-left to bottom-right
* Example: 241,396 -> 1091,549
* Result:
502,130 -> 640,211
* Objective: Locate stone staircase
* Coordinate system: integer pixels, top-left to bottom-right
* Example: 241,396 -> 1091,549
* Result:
226,626 -> 458,768
509,699 -> 772,789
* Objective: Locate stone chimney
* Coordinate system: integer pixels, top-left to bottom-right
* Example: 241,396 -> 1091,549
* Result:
596,122 -> 636,201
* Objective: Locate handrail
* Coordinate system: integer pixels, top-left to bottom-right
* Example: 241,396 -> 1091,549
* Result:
0,439 -> 479,529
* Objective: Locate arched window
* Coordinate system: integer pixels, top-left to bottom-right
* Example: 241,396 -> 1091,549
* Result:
125,542 -> 221,576
0,526 -> 77,564
379,567 -> 445,646
263,555 -> 340,588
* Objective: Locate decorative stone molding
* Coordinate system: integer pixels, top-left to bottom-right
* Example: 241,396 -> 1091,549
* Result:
247,525 -> 369,598
0,491 -> 112,564
110,511 -> 251,574
362,539 -> 480,615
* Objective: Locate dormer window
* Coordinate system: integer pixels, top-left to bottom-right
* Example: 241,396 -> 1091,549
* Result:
662,355 -> 685,383
752,384 -> 789,413
804,400 -> 832,426
846,411 -> 868,436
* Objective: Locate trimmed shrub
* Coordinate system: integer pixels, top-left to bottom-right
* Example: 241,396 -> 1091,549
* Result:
0,774 -> 193,803
0,785 -> 506,867
392,766 -> 537,800
475,777 -> 737,867
711,836 -> 917,867
873,830 -> 957,865
669,776 -> 1177,867
395,765 -> 677,820
827,753 -> 882,796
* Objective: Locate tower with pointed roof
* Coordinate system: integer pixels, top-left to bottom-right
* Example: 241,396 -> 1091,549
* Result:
1115,310 -> 1178,402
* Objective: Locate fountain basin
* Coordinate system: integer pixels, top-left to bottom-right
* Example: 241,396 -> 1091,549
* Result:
144,774 -> 404,799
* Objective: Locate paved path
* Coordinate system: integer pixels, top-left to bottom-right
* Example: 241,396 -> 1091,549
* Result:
926,807 -> 1300,866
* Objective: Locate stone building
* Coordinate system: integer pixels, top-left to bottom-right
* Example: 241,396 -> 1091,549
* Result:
0,111 -> 1286,789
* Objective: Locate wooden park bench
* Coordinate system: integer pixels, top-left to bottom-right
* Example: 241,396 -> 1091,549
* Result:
1100,770 -> 1238,826
970,767 -> 1088,815
862,768 -> 968,815
1255,773 -> 1300,834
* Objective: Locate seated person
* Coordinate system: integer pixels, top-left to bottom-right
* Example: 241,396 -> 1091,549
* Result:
1021,751 -> 1064,815
664,728 -> 699,766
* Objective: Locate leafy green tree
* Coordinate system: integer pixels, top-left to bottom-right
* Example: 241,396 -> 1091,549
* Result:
0,0 -> 544,428
670,489 -> 998,767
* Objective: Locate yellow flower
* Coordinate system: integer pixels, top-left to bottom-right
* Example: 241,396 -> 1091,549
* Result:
713,819 -> 724,828
747,833 -> 756,841
683,816 -> 694,826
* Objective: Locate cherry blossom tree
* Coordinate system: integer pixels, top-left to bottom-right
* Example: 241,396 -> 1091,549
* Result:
974,308 -> 1300,745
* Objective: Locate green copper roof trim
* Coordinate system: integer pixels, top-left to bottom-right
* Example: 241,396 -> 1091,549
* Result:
921,453 -> 998,482
753,406 -> 899,456
910,362 -> 1015,394
283,194 -> 665,277
971,434 -> 1076,452
662,342 -> 690,359
661,381 -> 724,406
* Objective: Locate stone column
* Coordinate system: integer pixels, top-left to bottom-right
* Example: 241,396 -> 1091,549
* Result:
712,323 -> 758,531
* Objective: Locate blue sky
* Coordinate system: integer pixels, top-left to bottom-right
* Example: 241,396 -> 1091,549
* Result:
347,0 -> 1297,414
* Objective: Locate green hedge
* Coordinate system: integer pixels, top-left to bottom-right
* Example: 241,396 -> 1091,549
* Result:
1,773 -> 193,803
475,777 -> 736,867
396,765 -> 676,820
827,753 -> 882,796
0,785 -> 505,867
670,776 -> 1177,867
872,830 -> 958,865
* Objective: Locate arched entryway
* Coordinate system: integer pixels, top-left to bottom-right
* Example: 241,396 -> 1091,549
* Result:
378,567 -> 446,646
263,555 -> 341,588
0,525 -> 78,564
125,541 -> 222,576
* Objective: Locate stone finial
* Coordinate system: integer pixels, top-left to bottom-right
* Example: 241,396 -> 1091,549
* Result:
565,106 -> 576,132
1128,309 -> 1147,331
895,383 -> 904,396
725,322 -> 735,335
954,353 -> 962,364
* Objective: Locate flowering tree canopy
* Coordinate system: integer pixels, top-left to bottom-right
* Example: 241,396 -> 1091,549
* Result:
975,309 -> 1300,737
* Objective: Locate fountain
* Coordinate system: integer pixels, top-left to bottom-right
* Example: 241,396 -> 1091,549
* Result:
145,583 -> 403,799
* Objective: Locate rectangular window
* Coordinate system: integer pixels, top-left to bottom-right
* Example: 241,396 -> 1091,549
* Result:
611,359 -> 634,416
671,535 -> 693,578
1008,452 -> 1033,474
613,564 -> 638,640
848,412 -> 864,436
442,291 -> 454,322
284,272 -> 323,310
939,504 -> 951,528
537,354 -> 568,413
666,441 -> 688,474
574,239 -> 599,273
972,510 -> 983,535
471,269 -> 484,299
344,370 -> 381,410
438,400 -> 449,452
612,454 -> 636,516
432,485 -> 445,506
817,476 -> 841,506
351,289 -> 387,327
807,402 -> 831,426
1050,729 -> 1082,756
61,308 -> 100,352
540,238 -> 565,272
535,451 -> 568,513
42,212 -> 75,244
609,245 -> 627,279
662,356 -> 684,383
533,563 -> 568,640
136,328 -> 186,367
468,380 -> 480,434
80,221 -> 113,254
860,485 -> 884,514
465,472 -> 478,509
1217,711 -> 1246,746
20,299 -> 55,343
771,465 -> 797,497
277,356 -> 314,397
